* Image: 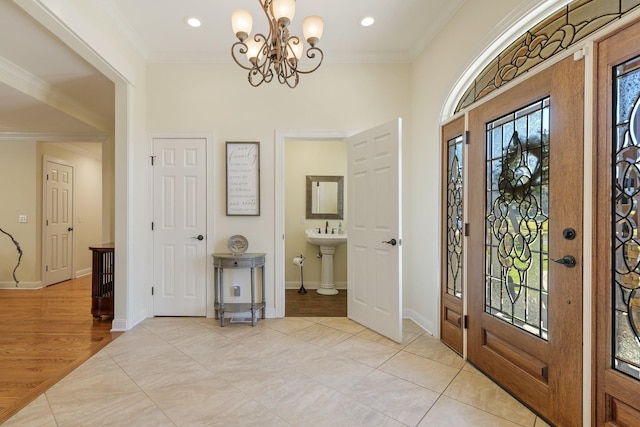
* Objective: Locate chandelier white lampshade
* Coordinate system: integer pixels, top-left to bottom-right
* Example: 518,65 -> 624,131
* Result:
231,9 -> 253,41
230,0 -> 324,88
302,15 -> 323,46
270,0 -> 296,25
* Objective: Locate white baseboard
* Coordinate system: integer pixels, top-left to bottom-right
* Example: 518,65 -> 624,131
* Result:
0,281 -> 43,289
285,281 -> 347,290
403,308 -> 436,337
75,268 -> 92,277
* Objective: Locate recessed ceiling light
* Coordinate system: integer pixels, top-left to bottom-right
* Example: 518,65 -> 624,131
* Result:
360,17 -> 375,27
185,17 -> 202,28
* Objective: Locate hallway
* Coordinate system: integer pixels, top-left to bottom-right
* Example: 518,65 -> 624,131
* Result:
5,315 -> 550,426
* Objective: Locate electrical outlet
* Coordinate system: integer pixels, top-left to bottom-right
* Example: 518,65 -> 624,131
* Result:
18,215 -> 27,223
233,285 -> 240,297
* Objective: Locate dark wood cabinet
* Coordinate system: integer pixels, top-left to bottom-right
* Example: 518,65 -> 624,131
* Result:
89,243 -> 114,318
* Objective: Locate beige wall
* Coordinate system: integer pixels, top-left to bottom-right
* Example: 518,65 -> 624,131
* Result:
405,0 -> 534,331
0,141 -> 37,283
146,62 -> 411,313
284,139 -> 347,289
37,143 -> 104,278
0,141 -> 102,285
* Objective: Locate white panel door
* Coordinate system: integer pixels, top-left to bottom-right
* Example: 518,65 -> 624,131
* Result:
347,118 -> 402,343
153,138 -> 207,316
45,160 -> 73,286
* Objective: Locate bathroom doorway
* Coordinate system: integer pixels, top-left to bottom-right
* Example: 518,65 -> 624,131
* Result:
283,138 -> 348,316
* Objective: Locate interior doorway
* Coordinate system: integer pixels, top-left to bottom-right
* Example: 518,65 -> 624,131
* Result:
282,137 -> 348,317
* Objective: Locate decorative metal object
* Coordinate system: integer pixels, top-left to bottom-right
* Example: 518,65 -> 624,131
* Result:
446,135 -> 463,298
456,0 -> 640,113
485,98 -> 549,339
0,226 -> 22,286
231,0 -> 324,88
613,56 -> 640,379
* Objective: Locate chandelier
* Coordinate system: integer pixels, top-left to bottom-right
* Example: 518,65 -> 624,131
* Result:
231,0 -> 324,88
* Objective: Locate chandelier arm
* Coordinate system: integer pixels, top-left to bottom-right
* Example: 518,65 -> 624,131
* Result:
294,47 -> 324,75
231,41 -> 256,71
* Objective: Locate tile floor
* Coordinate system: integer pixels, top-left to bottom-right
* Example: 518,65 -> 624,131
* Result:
5,317 -> 551,426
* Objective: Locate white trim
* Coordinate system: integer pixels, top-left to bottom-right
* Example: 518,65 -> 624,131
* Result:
0,281 -> 42,289
402,308 -> 436,336
275,129 -> 352,318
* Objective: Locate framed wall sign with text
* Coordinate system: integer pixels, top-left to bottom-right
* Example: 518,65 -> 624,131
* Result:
226,141 -> 260,216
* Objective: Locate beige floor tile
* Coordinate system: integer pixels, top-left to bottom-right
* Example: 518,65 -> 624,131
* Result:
355,327 -> 419,349
349,369 -> 440,425
296,353 -> 374,392
290,323 -> 352,347
262,317 -> 316,334
3,395 -> 57,427
320,317 -> 367,334
404,334 -> 466,368
443,369 -> 537,426
419,395 -> 524,426
331,335 -> 400,367
8,317 -> 556,426
380,350 -> 460,393
271,386 -> 403,427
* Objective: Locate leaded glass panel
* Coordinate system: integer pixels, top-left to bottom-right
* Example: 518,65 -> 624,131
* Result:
613,56 -> 640,380
485,98 -> 550,340
455,0 -> 640,113
446,135 -> 464,298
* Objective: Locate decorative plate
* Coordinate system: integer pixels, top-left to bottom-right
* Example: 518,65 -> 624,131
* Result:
227,235 -> 249,255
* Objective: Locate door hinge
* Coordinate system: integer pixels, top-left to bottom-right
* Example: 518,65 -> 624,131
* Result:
464,130 -> 470,145
46,219 -> 49,226
151,286 -> 154,296
463,315 -> 469,329
45,265 -> 48,272
151,222 -> 154,231
150,155 -> 156,166
464,223 -> 470,236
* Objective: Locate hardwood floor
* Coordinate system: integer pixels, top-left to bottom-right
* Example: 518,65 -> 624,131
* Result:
0,275 -> 121,424
284,288 -> 346,317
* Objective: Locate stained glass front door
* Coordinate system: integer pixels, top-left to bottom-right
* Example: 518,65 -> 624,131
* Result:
594,19 -> 640,425
467,56 -> 584,426
441,117 -> 465,355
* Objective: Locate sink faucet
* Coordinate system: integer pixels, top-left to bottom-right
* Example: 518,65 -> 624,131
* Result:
325,221 -> 329,234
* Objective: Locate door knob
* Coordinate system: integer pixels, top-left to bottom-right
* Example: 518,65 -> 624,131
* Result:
67,227 -> 73,232
382,238 -> 397,246
551,255 -> 576,268
192,234 -> 204,241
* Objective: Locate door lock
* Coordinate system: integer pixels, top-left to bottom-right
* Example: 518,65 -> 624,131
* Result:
562,228 -> 576,240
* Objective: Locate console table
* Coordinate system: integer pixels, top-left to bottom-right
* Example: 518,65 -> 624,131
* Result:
212,253 -> 265,326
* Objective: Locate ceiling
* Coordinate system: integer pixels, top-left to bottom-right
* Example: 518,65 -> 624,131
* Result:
0,0 -> 465,138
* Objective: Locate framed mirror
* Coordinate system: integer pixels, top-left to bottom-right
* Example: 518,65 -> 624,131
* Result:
306,175 -> 344,220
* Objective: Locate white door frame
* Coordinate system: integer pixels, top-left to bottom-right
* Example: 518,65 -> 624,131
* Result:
42,155 -> 75,286
275,130 -> 351,317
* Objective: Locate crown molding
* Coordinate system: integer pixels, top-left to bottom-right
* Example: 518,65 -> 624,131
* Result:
0,131 -> 107,142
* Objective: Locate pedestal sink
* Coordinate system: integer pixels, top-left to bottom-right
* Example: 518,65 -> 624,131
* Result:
305,229 -> 347,295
